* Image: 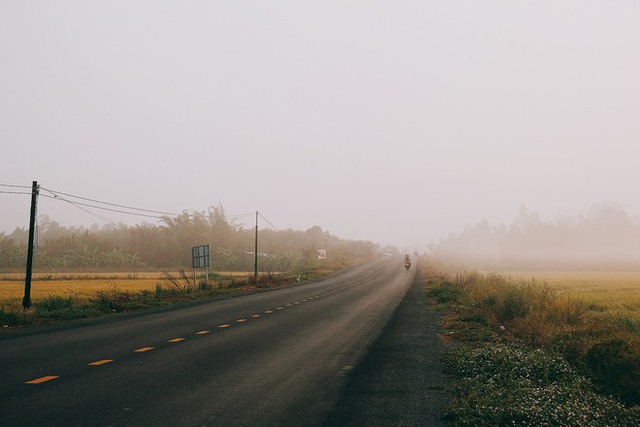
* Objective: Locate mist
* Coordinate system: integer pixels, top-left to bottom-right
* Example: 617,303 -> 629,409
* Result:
1,2 -> 639,250
431,203 -> 640,271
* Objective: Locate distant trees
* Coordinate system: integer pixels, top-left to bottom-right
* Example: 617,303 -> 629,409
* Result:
432,204 -> 640,270
0,206 -> 379,272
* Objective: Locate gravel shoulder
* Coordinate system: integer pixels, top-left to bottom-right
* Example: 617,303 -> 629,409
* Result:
324,261 -> 451,426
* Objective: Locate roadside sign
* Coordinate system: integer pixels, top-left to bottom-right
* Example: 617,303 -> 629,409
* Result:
192,244 -> 210,269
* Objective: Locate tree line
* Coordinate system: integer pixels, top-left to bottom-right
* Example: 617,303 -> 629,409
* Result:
431,203 -> 640,270
0,205 -> 382,272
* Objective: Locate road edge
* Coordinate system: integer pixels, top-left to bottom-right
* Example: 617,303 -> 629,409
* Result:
323,258 -> 451,426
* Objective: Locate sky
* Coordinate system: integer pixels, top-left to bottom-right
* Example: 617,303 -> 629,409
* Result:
1,1 -> 639,251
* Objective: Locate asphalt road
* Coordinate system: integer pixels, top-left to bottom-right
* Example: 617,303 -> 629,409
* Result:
1,256 -> 416,426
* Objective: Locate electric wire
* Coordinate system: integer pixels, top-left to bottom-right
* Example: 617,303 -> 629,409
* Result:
0,191 -> 31,195
41,194 -> 167,220
0,183 -> 31,189
258,212 -> 281,231
9,183 -> 286,234
40,186 -> 181,217
40,194 -> 120,226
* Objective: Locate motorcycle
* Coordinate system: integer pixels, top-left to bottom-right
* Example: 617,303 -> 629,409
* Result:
404,254 -> 411,270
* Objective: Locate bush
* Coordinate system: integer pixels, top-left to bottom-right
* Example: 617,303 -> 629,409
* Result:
35,296 -> 85,319
586,339 -> 640,405
428,280 -> 461,304
0,307 -> 23,326
94,289 -> 135,313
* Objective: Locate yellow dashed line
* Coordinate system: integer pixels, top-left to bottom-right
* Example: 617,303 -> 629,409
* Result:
236,319 -> 247,323
134,347 -> 155,353
25,376 -> 59,384
218,324 -> 231,329
196,330 -> 210,335
286,304 -> 293,307
265,310 -> 273,314
294,302 -> 301,305
251,314 -> 261,318
88,359 -> 114,366
168,338 -> 185,343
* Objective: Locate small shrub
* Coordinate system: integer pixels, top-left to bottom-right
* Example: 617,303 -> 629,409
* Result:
35,296 -> 84,319
0,308 -> 23,326
586,339 -> 640,405
94,289 -> 135,313
428,281 -> 461,304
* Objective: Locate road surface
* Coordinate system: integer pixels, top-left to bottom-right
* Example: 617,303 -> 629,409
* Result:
1,256 -> 415,426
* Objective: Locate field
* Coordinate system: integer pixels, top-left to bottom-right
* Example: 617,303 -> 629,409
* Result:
425,264 -> 640,425
0,272 -> 252,300
505,270 -> 640,314
0,271 -> 255,327
0,272 -> 163,304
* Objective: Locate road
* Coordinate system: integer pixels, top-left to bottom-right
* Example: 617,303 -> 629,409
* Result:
0,256 -> 415,426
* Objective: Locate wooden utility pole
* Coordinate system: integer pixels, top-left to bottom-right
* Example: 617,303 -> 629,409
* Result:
22,181 -> 39,310
254,211 -> 258,283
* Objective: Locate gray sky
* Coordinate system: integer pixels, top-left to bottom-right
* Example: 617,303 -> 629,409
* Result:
1,1 -> 639,250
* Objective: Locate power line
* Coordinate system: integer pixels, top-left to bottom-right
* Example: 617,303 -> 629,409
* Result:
258,212 -> 281,231
0,190 -> 31,195
0,183 -> 31,189
41,194 -> 166,220
40,193 -> 120,226
40,186 -> 181,217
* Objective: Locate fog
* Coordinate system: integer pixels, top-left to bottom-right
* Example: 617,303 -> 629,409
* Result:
432,203 -> 640,270
1,2 -> 639,251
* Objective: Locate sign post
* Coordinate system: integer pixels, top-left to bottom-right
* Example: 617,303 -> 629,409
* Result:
191,244 -> 211,284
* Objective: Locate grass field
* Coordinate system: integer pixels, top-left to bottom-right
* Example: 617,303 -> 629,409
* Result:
0,271 -> 252,316
504,270 -> 640,313
426,264 -> 640,425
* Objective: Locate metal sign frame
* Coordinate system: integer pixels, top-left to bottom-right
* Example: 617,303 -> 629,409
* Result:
192,244 -> 210,269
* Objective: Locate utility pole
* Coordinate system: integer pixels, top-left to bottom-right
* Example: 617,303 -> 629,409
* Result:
254,211 -> 258,283
22,181 -> 39,310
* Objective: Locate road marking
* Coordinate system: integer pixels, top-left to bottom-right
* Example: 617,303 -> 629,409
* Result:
218,324 -> 231,329
264,310 -> 273,314
134,347 -> 155,353
286,304 -> 293,307
276,307 -> 284,310
25,376 -> 59,384
88,359 -> 114,366
168,338 -> 185,343
251,314 -> 261,318
294,302 -> 301,305
196,330 -> 210,335
236,319 -> 247,323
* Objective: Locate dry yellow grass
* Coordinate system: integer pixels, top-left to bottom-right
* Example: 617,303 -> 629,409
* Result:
504,271 -> 640,313
0,271 -> 248,308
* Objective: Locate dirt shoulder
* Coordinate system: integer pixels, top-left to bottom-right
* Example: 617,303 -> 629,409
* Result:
324,260 -> 451,426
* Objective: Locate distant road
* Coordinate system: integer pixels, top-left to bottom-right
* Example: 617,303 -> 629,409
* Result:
0,256 -> 414,426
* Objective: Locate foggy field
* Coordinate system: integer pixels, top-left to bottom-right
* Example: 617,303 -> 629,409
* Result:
506,271 -> 640,312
